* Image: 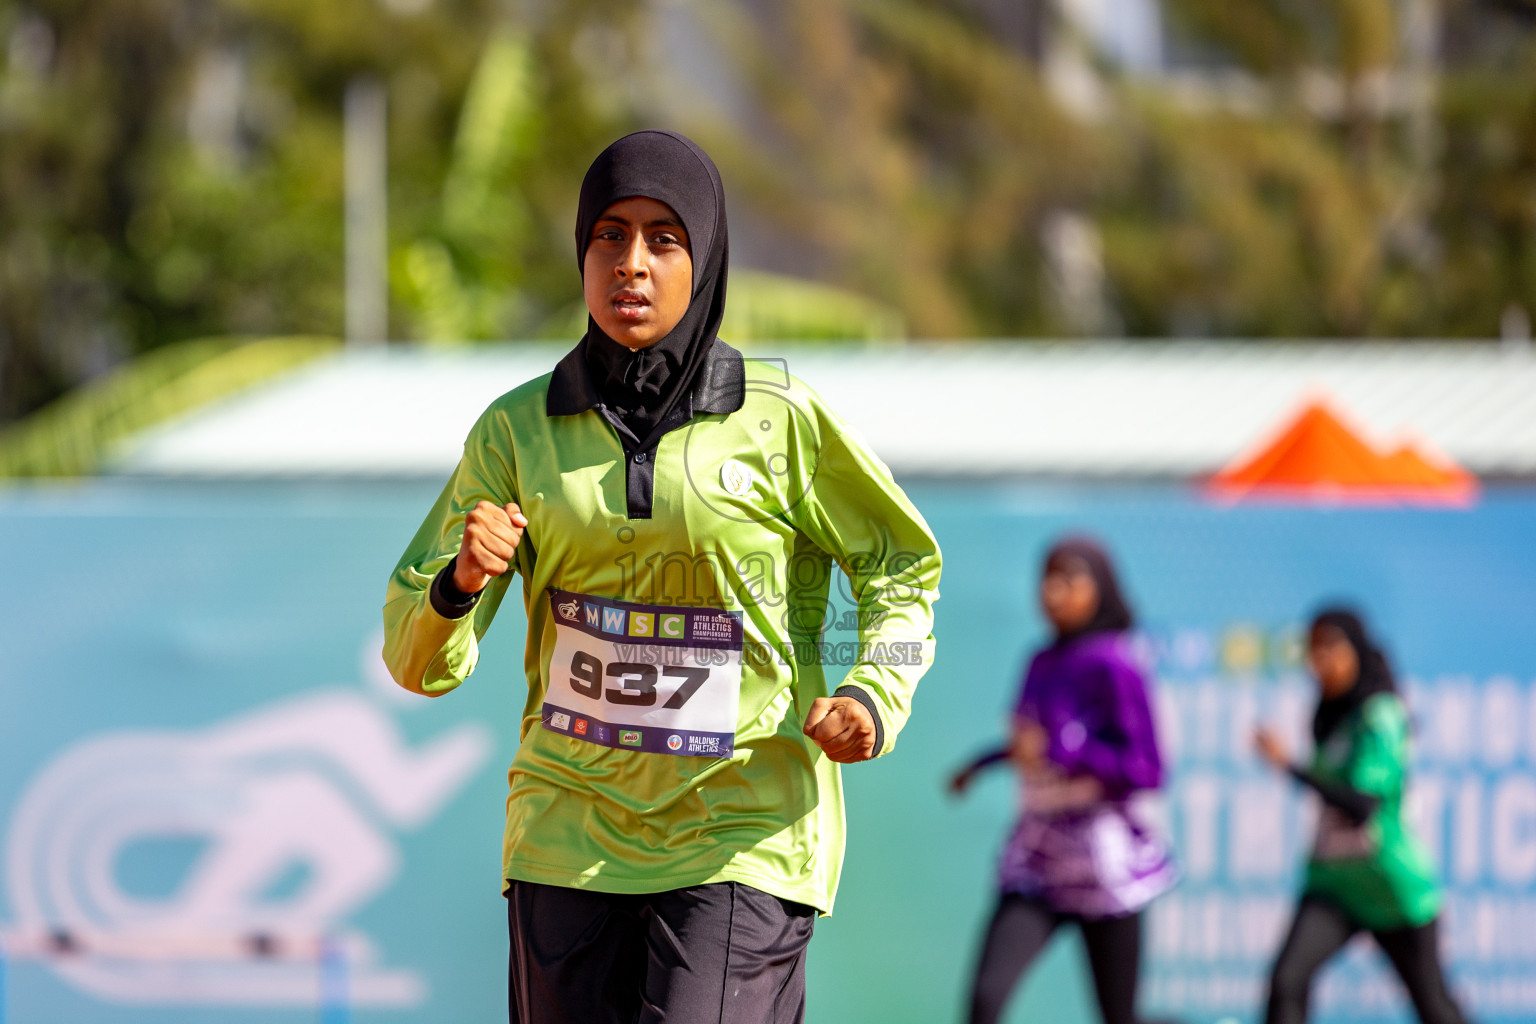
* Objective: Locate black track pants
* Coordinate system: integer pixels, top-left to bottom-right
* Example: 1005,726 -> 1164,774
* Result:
968,893 -> 1156,1024
1264,896 -> 1471,1024
506,879 -> 815,1024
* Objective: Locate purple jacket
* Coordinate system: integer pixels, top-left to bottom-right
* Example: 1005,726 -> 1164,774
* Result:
999,630 -> 1176,915
1014,631 -> 1164,799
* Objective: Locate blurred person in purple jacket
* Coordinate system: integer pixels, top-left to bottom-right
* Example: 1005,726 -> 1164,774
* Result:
950,536 -> 1178,1024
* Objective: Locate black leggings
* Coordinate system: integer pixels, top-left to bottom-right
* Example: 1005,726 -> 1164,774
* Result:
1265,896 -> 1471,1024
968,894 -> 1151,1024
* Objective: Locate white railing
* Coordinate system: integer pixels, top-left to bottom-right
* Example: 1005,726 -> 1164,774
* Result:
0,928 -> 354,1024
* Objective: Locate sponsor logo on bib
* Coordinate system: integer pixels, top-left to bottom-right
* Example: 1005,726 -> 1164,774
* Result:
667,734 -> 683,751
687,734 -> 723,756
692,614 -> 736,642
550,712 -> 571,731
620,730 -> 643,747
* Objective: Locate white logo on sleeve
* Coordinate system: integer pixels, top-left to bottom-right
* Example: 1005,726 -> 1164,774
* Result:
720,459 -> 755,496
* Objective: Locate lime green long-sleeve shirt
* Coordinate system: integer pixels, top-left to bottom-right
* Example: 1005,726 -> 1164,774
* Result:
382,349 -> 941,914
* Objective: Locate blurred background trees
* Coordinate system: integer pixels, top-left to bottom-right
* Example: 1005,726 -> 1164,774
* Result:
2,0 -> 1536,423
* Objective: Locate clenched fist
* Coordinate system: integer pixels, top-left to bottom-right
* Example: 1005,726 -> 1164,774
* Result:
803,696 -> 878,763
1011,718 -> 1049,770
1253,726 -> 1290,770
453,501 -> 528,595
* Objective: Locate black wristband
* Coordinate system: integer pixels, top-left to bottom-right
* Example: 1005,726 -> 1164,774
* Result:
429,556 -> 482,620
834,684 -> 885,758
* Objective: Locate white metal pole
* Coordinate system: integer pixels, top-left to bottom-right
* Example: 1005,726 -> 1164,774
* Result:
344,76 -> 388,346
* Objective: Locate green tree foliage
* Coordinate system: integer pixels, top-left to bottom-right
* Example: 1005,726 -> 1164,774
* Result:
3,0 -> 1535,429
390,7 -> 645,344
0,0 -> 903,429
686,0 -> 1536,340
1122,0 -> 1536,337
0,0 -> 497,419
1429,19 -> 1536,335
689,0 -> 1101,338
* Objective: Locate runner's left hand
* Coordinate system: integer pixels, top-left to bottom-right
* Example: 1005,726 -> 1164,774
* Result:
1253,726 -> 1289,769
948,766 -> 977,796
803,697 -> 878,763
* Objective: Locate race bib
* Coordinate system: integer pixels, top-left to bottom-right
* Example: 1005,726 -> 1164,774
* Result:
1312,805 -> 1378,861
1021,773 -> 1104,815
541,587 -> 743,758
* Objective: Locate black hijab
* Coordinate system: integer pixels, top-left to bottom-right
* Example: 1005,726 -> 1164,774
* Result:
1044,536 -> 1134,644
1309,606 -> 1397,744
574,130 -> 729,444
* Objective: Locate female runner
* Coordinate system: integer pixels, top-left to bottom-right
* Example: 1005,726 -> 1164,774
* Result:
382,130 -> 941,1023
951,536 -> 1176,1024
1254,608 -> 1471,1024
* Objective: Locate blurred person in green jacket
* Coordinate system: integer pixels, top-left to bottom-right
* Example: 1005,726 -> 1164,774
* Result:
381,130 -> 941,1024
1253,608 -> 1471,1024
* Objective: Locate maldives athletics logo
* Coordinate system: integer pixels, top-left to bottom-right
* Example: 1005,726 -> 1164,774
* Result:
667,734 -> 683,751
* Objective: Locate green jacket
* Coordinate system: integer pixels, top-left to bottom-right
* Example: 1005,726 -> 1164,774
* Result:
1304,692 -> 1442,931
382,343 -> 941,914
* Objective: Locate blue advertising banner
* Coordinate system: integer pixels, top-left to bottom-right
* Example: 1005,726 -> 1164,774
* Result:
0,483 -> 519,1024
2,480 -> 1535,1023
811,484 -> 1536,1024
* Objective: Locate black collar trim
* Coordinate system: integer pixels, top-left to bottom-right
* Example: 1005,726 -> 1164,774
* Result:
546,337 -> 746,419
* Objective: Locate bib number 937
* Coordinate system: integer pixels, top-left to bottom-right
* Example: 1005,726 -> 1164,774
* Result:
568,653 -> 710,709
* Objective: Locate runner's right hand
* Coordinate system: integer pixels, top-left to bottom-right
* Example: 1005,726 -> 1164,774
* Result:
1010,718 -> 1048,769
453,501 -> 528,594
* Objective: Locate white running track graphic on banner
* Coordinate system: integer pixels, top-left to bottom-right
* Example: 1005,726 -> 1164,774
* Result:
2,683 -> 491,1007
